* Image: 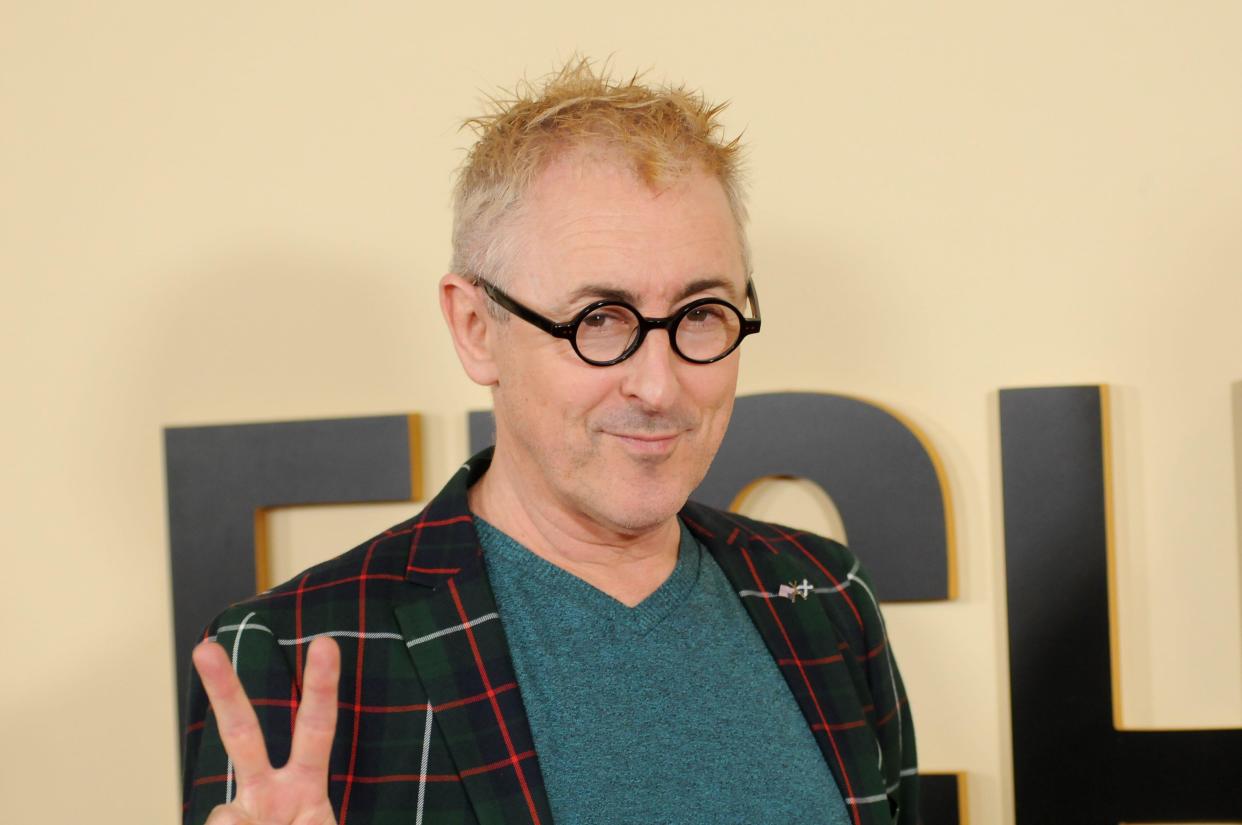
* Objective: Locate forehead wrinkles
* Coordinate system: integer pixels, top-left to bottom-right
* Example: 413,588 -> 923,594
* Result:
526,186 -> 736,290
493,153 -> 742,309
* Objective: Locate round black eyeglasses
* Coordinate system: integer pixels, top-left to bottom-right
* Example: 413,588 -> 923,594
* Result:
476,278 -> 762,366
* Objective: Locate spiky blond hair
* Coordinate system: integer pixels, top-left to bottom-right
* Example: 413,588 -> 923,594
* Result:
450,58 -> 749,285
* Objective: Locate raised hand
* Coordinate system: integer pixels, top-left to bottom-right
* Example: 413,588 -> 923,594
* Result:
192,635 -> 341,825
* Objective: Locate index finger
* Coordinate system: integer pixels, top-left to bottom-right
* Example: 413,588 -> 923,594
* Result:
287,636 -> 341,779
192,640 -> 275,788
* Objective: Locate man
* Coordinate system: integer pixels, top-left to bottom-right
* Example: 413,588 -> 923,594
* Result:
184,61 -> 916,825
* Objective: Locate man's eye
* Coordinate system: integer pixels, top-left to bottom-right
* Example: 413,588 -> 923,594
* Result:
685,306 -> 726,325
582,312 -> 612,328
582,308 -> 629,329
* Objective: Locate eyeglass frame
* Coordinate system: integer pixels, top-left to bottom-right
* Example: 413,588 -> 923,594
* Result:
474,276 -> 762,366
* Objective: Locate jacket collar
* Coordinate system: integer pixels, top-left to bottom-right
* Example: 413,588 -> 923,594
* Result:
401,451 -> 492,589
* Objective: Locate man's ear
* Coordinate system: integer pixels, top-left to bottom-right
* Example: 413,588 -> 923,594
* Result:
439,273 -> 500,386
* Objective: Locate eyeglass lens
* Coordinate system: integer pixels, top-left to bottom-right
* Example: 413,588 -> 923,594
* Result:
575,303 -> 742,363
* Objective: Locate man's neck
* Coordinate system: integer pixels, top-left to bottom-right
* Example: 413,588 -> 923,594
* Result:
468,451 -> 681,607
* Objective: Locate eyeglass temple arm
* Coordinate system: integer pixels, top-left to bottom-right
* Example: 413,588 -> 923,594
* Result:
743,279 -> 762,333
479,280 -> 574,338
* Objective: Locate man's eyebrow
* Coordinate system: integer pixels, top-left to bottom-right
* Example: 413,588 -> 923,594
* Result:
561,283 -> 640,308
560,277 -> 740,312
673,277 -> 740,304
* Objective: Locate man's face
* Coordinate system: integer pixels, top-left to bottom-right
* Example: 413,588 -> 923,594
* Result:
487,155 -> 748,535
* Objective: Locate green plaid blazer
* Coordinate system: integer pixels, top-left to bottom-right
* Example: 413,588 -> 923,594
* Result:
183,449 -> 917,825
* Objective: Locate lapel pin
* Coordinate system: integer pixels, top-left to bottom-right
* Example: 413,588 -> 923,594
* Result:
778,579 -> 815,602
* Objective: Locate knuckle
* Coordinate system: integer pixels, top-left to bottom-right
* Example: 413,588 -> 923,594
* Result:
218,719 -> 260,744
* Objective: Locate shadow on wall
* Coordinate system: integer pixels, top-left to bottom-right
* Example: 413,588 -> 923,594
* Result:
1235,380 -> 1242,701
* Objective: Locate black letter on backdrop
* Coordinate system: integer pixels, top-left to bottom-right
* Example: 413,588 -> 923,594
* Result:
1000,386 -> 1241,823
165,415 -> 421,729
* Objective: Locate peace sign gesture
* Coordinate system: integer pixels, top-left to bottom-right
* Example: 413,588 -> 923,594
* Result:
191,636 -> 342,825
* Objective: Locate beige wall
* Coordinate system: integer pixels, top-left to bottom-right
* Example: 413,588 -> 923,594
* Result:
4,3 -> 1240,822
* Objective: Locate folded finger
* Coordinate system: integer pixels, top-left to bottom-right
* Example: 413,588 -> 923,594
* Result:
203,802 -> 248,825
193,640 -> 274,787
287,636 -> 341,779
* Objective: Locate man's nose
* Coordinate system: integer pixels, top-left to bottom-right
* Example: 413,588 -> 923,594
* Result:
618,328 -> 681,411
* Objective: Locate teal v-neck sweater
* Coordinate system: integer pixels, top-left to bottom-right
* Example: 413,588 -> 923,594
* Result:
476,516 -> 850,825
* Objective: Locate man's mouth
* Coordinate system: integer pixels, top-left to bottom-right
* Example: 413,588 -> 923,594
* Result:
606,431 -> 683,455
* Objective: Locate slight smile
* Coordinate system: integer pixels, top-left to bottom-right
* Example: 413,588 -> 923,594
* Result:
605,431 -> 684,456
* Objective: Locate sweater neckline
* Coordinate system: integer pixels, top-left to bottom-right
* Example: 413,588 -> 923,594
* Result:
473,515 -> 702,636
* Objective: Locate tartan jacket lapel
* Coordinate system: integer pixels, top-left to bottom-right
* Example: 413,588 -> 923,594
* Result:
392,453 -> 553,825
681,502 -> 900,825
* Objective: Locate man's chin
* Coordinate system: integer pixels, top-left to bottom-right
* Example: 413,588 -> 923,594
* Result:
583,480 -> 692,534
594,505 -> 682,534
